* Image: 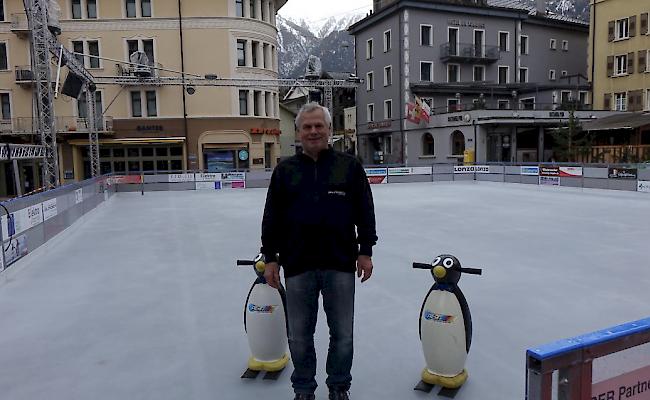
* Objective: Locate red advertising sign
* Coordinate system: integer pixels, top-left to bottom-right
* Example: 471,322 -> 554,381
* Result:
368,176 -> 387,184
112,175 -> 143,184
592,364 -> 650,400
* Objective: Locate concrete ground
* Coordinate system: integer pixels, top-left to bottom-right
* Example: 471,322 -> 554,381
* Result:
0,182 -> 648,400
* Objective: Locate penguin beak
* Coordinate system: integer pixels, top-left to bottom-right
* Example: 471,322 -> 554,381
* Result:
433,266 -> 446,279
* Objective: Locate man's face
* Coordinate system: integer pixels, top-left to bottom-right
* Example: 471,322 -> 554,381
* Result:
297,109 -> 330,156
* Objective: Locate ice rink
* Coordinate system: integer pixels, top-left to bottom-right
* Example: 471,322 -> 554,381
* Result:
1,181 -> 649,400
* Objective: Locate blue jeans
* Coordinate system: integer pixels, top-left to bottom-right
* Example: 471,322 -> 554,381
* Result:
285,270 -> 355,395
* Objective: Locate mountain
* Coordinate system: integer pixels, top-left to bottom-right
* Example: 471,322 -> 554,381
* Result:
276,1 -> 589,78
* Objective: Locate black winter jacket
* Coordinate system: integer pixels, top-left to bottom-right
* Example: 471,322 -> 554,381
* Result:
261,149 -> 377,278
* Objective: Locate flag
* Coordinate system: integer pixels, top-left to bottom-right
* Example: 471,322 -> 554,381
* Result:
415,96 -> 431,123
406,103 -> 420,124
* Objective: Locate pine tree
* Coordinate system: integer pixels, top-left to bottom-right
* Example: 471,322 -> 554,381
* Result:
551,107 -> 592,162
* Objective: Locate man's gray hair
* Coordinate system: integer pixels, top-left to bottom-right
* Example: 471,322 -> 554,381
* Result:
295,102 -> 332,131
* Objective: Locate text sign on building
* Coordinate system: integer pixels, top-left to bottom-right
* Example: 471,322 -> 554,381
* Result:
447,19 -> 485,28
454,165 -> 490,174
591,364 -> 650,400
367,121 -> 391,130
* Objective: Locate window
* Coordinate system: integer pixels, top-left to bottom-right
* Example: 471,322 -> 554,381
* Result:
366,71 -> 374,91
252,41 -> 259,67
236,0 -> 243,17
499,31 -> 509,52
126,0 -> 136,17
0,2 -> 4,21
126,0 -> 151,18
141,0 -> 151,17
239,91 -> 248,115
498,100 -> 509,110
549,39 -> 557,50
0,93 -> 11,119
519,67 -> 528,83
448,28 -> 459,55
615,92 -> 627,111
72,41 -> 84,65
87,0 -> 97,18
237,39 -> 246,66
520,35 -> 529,55
383,66 -> 392,86
447,98 -> 460,113
420,61 -> 433,81
72,0 -> 82,19
384,135 -> 392,155
615,18 -> 629,40
451,131 -> 465,155
367,103 -> 375,122
646,90 -> 650,111
562,40 -> 568,51
0,42 -> 7,70
77,91 -> 103,125
422,133 -> 434,155
253,91 -> 261,116
498,66 -> 509,84
130,90 -> 157,117
130,91 -> 142,117
384,99 -> 392,120
383,30 -> 391,52
561,91 -> 571,104
249,0 -> 256,18
615,55 -> 627,75
421,25 -> 432,46
447,64 -> 459,83
146,91 -> 157,117
520,98 -> 535,110
561,70 -> 568,77
88,41 -> 100,68
473,65 -> 484,82
579,91 -> 589,106
366,39 -> 374,59
549,69 -> 556,80
126,39 -> 154,65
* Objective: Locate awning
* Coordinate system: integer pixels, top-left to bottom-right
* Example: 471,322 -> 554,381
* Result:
582,112 -> 650,131
68,137 -> 186,145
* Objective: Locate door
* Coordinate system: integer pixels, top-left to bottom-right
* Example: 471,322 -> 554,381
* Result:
449,28 -> 458,56
474,30 -> 484,57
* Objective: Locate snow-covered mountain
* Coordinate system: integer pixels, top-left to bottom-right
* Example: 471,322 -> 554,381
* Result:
276,1 -> 589,78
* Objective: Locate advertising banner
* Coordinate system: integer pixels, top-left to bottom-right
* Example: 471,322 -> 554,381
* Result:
454,165 -> 490,174
609,168 -> 638,180
43,199 -> 57,221
112,175 -> 143,184
368,176 -> 388,184
539,176 -> 560,186
388,167 -> 412,176
1,204 -> 43,239
168,173 -> 195,183
74,188 -> 83,204
539,166 -> 560,176
638,181 -> 650,193
3,235 -> 28,268
221,172 -> 246,182
223,181 -> 245,189
196,182 -> 218,190
412,166 -> 433,175
592,364 -> 650,400
559,166 -> 583,177
521,166 -> 540,176
196,173 -> 222,182
365,168 -> 388,184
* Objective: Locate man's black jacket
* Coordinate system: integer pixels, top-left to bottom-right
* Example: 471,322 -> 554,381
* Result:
261,149 -> 377,278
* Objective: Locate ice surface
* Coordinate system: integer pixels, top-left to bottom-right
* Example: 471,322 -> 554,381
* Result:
1,182 -> 648,400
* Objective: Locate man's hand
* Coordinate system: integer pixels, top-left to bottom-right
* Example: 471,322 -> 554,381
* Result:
356,255 -> 373,283
264,262 -> 281,289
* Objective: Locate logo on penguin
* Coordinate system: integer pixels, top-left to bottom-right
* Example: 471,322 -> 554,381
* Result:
248,304 -> 277,313
424,310 -> 455,323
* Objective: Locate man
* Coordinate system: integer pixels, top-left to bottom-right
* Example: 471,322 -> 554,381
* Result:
261,102 -> 377,400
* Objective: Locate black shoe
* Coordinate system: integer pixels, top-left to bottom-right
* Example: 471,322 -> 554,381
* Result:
294,394 -> 315,400
329,389 -> 350,400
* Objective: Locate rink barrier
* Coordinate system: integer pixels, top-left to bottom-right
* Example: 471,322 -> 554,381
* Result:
0,176 -> 117,272
526,317 -> 650,400
111,164 -> 650,194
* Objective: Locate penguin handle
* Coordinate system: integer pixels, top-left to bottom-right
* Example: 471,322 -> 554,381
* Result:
460,267 -> 482,275
412,262 -> 431,269
236,260 -> 256,266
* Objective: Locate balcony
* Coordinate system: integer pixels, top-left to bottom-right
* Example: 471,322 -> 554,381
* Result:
15,65 -> 34,85
0,117 -> 114,135
440,42 -> 500,64
10,14 -> 29,37
115,62 -> 163,85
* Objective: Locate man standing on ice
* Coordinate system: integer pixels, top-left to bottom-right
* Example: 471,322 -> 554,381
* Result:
261,102 -> 378,400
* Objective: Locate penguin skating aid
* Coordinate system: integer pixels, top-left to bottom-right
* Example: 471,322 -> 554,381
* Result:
236,253 -> 289,380
412,254 -> 482,395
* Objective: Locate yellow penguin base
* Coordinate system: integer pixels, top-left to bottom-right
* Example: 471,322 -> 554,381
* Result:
421,368 -> 468,389
248,354 -> 289,372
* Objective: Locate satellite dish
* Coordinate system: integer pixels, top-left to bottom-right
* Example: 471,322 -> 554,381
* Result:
129,51 -> 151,77
305,55 -> 322,79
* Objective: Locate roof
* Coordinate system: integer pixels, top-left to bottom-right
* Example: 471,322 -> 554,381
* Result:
487,0 -> 588,25
582,112 -> 650,131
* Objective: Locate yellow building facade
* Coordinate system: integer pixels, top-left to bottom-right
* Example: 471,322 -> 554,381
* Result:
0,0 -> 286,190
589,0 -> 650,111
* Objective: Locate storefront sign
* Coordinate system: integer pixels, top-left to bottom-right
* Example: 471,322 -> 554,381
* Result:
136,125 -> 163,132
549,111 -> 566,118
168,173 -> 195,183
591,364 -> 650,400
539,176 -> 560,186
448,19 -> 485,28
3,235 -> 28,268
222,172 -> 246,182
638,181 -> 650,193
367,121 -> 391,129
539,166 -> 560,176
196,173 -> 221,182
559,167 -> 583,177
75,188 -> 83,204
250,128 -> 281,135
454,165 -> 490,174
609,168 -> 638,180
43,199 -> 58,221
521,166 -> 540,176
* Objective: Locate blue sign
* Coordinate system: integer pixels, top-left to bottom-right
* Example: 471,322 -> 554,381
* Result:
239,150 -> 249,161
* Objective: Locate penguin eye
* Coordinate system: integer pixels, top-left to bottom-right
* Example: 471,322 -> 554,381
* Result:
443,258 -> 454,268
432,257 -> 441,265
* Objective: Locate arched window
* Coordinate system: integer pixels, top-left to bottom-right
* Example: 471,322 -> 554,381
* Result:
451,130 -> 465,155
422,133 -> 435,155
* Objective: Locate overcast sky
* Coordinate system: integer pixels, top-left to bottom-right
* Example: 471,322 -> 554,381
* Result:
277,0 -> 373,23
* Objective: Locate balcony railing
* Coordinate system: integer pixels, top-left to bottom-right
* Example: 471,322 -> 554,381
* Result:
573,145 -> 650,164
15,65 -> 34,84
10,14 -> 29,34
0,116 -> 114,135
440,42 -> 500,64
427,101 -> 593,114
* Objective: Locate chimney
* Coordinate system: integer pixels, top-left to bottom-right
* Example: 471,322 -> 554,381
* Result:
536,0 -> 546,15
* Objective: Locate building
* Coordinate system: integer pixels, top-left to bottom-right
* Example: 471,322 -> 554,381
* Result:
589,0 -> 650,112
349,0 -> 612,165
278,102 -> 296,158
0,0 -> 286,196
